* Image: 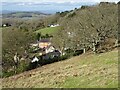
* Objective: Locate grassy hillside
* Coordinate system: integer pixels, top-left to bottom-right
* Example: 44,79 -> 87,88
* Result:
2,49 -> 118,88
35,26 -> 60,35
2,11 -> 49,19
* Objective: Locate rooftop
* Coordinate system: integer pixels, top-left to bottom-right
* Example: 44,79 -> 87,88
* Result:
38,39 -> 50,43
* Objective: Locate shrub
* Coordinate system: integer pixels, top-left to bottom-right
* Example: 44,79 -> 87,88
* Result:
16,60 -> 29,73
81,6 -> 89,9
73,50 -> 84,56
67,12 -> 76,18
59,54 -> 70,60
27,61 -> 39,70
2,71 -> 15,78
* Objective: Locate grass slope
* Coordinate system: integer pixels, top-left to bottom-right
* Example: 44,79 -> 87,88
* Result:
35,26 -> 60,35
2,49 -> 118,88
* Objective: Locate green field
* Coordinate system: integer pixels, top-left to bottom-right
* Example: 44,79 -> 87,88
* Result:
35,26 -> 60,35
2,49 -> 118,88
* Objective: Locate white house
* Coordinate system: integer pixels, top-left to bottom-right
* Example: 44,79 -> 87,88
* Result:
50,24 -> 60,27
50,25 -> 55,27
31,57 -> 39,63
30,43 -> 38,47
3,24 -> 7,27
45,45 -> 56,54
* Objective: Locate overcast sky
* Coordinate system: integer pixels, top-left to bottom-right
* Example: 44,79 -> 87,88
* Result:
2,0 -> 119,14
2,0 -> 119,3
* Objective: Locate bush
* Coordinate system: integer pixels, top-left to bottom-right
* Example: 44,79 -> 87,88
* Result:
59,54 -> 70,60
81,6 -> 89,9
27,61 -> 39,70
73,50 -> 84,56
2,71 -> 15,78
16,60 -> 29,73
67,12 -> 76,18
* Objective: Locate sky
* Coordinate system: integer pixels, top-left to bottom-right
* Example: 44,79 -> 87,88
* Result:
2,0 -> 119,14
2,0 -> 119,3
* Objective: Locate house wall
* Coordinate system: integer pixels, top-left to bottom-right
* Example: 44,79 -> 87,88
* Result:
42,50 -> 61,60
31,43 -> 38,47
45,46 -> 55,54
38,42 -> 51,48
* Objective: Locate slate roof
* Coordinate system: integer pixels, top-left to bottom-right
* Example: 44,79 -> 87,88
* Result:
38,39 -> 50,42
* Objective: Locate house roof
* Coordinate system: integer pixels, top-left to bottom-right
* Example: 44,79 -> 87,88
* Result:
39,39 -> 50,43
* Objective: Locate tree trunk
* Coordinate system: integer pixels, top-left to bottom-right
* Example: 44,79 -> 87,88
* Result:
92,43 -> 96,53
60,46 -> 64,55
83,48 -> 86,53
115,39 -> 118,47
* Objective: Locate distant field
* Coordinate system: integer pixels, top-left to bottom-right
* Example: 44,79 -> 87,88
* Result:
2,49 -> 118,88
35,26 -> 60,35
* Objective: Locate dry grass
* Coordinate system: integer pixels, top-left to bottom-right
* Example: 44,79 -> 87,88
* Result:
1,49 -> 118,88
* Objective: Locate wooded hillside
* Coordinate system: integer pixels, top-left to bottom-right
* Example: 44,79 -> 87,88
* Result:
52,2 -> 118,54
